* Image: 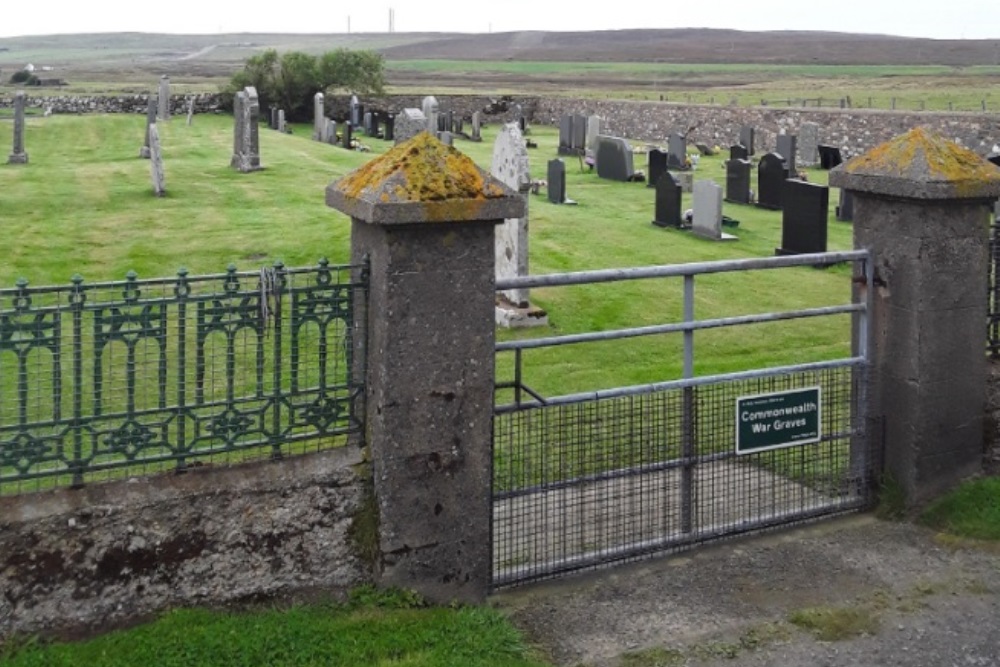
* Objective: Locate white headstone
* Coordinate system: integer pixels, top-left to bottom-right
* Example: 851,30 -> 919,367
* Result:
586,115 -> 602,152
692,180 -> 736,241
491,123 -> 532,307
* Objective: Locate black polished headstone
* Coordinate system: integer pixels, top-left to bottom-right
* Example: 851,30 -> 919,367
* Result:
776,180 -> 829,255
739,126 -> 755,155
647,149 -> 668,188
342,121 -> 353,150
729,144 -> 749,162
836,188 -> 854,222
725,159 -> 752,204
776,135 -> 798,176
596,136 -> 635,182
818,145 -> 843,170
756,152 -> 788,210
547,159 -> 576,204
652,172 -> 683,228
558,115 -> 573,154
667,133 -> 687,169
384,114 -> 395,141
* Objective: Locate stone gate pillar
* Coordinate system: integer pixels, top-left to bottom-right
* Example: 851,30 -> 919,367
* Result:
831,128 -> 1000,505
326,132 -> 524,602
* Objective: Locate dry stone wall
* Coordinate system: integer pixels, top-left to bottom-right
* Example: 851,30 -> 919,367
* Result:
0,448 -> 369,641
0,93 -> 224,115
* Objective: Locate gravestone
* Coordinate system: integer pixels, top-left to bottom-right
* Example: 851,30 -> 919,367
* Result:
595,136 -> 636,182
395,108 -> 426,144
313,92 -> 325,141
776,180 -> 829,255
158,76 -> 170,121
278,109 -> 287,134
343,121 -> 353,150
776,134 -> 798,176
515,104 -> 526,133
244,86 -> 261,170
672,171 -> 694,193
695,143 -> 714,156
757,152 -> 788,210
729,144 -> 749,162
439,131 -> 453,146
422,96 -> 439,135
230,91 -> 246,169
270,107 -> 278,130
186,97 -> 194,126
558,115 -> 574,154
350,95 -> 362,127
7,91 -> 28,164
692,180 -> 736,241
363,111 -> 373,136
586,115 -> 602,152
836,188 -> 854,222
651,172 -> 683,228
799,122 -> 820,166
490,123 -> 533,309
384,114 -> 395,141
324,119 -> 337,145
647,149 -> 668,188
139,93 -> 157,159
547,159 -> 572,204
739,126 -> 755,155
725,159 -> 752,204
571,114 -> 587,153
471,111 -> 482,142
667,133 -> 687,169
148,123 -> 165,196
818,145 -> 843,170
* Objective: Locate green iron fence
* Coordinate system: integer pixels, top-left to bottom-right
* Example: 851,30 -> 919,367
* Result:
0,259 -> 366,495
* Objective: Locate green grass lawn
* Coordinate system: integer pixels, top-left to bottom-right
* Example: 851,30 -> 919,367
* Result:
920,477 -> 1000,541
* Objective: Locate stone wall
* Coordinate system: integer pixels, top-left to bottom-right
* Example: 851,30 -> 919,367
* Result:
0,447 -> 369,641
325,94 -> 536,125
0,93 -> 225,115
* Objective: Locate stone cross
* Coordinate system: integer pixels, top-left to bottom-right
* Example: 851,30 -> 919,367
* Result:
158,76 -> 170,121
148,123 -> 166,196
7,91 -> 28,164
140,93 -> 157,158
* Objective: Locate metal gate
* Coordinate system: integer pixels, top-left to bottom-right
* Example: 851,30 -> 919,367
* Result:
491,251 -> 878,588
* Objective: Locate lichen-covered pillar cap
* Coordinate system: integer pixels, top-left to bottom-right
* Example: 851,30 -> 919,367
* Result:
829,127 -> 1000,200
326,132 -> 526,225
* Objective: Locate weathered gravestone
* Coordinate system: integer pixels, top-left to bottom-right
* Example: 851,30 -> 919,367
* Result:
230,91 -> 246,169
596,136 -> 636,182
739,126 -> 755,155
725,159 -> 752,204
571,114 -> 587,153
836,188 -> 854,222
692,180 -> 736,241
395,108 -> 426,145
671,171 -> 694,194
363,111 -> 373,136
470,111 -> 482,142
667,133 -> 687,169
342,121 -> 353,150
158,76 -> 170,121
757,152 -> 788,210
324,119 -> 337,145
148,123 -> 166,197
277,109 -> 287,134
776,180 -> 829,255
818,145 -> 843,170
439,131 -> 453,146
313,93 -> 325,141
186,97 -> 194,126
647,149 -> 668,188
547,159 -> 576,205
8,91 -> 28,164
729,144 -> 749,162
776,134 -> 798,176
384,114 -> 395,142
422,96 -> 439,135
799,122 -> 820,166
139,93 -> 157,159
243,87 -> 261,170
586,115 -> 602,152
270,107 -> 278,130
350,96 -> 362,127
558,115 -> 574,155
651,172 -> 683,228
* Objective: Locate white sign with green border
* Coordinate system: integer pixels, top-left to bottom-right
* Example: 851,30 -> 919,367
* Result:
735,386 -> 821,455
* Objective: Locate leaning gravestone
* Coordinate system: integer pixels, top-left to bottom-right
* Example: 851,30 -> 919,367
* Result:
692,180 -> 736,241
313,93 -> 325,141
547,159 -> 576,205
836,188 -> 854,222
422,96 -> 439,135
647,149 -> 668,188
667,133 -> 687,169
739,126 -> 755,155
757,152 -> 788,210
139,93 -> 157,159
776,180 -> 829,255
395,108 -> 426,145
799,122 -> 820,167
596,136 -> 636,182
158,76 -> 170,121
776,134 -> 798,176
148,123 -> 166,196
491,123 -> 532,308
730,144 -> 749,162
725,159 -> 752,204
7,91 -> 28,164
651,172 -> 683,228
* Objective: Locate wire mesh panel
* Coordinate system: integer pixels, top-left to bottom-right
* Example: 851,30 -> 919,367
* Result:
0,260 -> 365,495
492,252 -> 876,588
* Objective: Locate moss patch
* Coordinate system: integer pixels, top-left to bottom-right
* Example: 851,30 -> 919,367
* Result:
788,605 -> 881,641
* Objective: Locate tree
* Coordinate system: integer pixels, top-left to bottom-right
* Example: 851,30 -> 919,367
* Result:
318,49 -> 386,96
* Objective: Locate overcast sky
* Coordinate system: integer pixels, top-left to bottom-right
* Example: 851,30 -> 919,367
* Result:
1,0 -> 998,40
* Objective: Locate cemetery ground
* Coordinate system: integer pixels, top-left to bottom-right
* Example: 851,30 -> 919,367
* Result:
1,113 -> 999,665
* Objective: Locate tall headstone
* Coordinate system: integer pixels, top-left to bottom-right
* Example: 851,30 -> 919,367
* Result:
422,96 -> 439,135
186,97 -> 194,126
692,180 -> 736,241
595,136 -> 635,182
586,115 -> 602,152
647,149 -> 668,188
139,93 -> 157,159
230,91 -> 246,169
270,107 -> 278,130
313,92 -> 325,141
547,159 -> 575,205
776,134 -> 798,176
558,115 -> 574,155
757,152 -> 788,210
739,126 -> 755,155
729,144 -> 749,162
244,86 -> 261,170
471,111 -> 482,142
799,122 -> 820,167
363,111 -> 373,136
395,108 -> 426,145
350,95 -> 362,127
277,109 -> 287,134
725,159 -> 752,204
384,113 -> 395,142
667,133 -> 687,169
651,173 -> 683,228
157,76 -> 170,121
343,121 -> 353,150
571,114 -> 587,153
491,123 -> 532,309
7,91 -> 28,164
776,180 -> 828,255
148,123 -> 166,197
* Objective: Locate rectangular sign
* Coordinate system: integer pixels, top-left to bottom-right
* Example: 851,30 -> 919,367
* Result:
735,387 -> 821,455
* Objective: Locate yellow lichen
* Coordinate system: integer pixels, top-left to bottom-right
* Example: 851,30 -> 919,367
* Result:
335,132 -> 507,204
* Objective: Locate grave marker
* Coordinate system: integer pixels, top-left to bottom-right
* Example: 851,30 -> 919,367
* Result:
776,180 -> 829,255
547,159 -> 576,205
799,122 -> 820,166
186,97 -> 194,126
818,145 -> 843,170
586,115 -> 602,152
595,136 -> 636,182
7,91 -> 28,164
651,172 -> 683,228
158,76 -> 170,121
757,153 -> 788,210
230,91 -> 246,169
667,133 -> 687,169
343,121 -> 353,150
395,108 -> 426,144
725,159 -> 752,204
836,188 -> 854,222
776,134 -> 798,176
647,149 -> 668,188
139,93 -> 156,159
491,123 -> 533,309
278,109 -> 287,134
471,111 -> 482,142
422,96 -> 439,135
729,144 -> 749,162
313,92 -> 325,141
148,123 -> 166,196
692,180 -> 736,241
739,126 -> 755,155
